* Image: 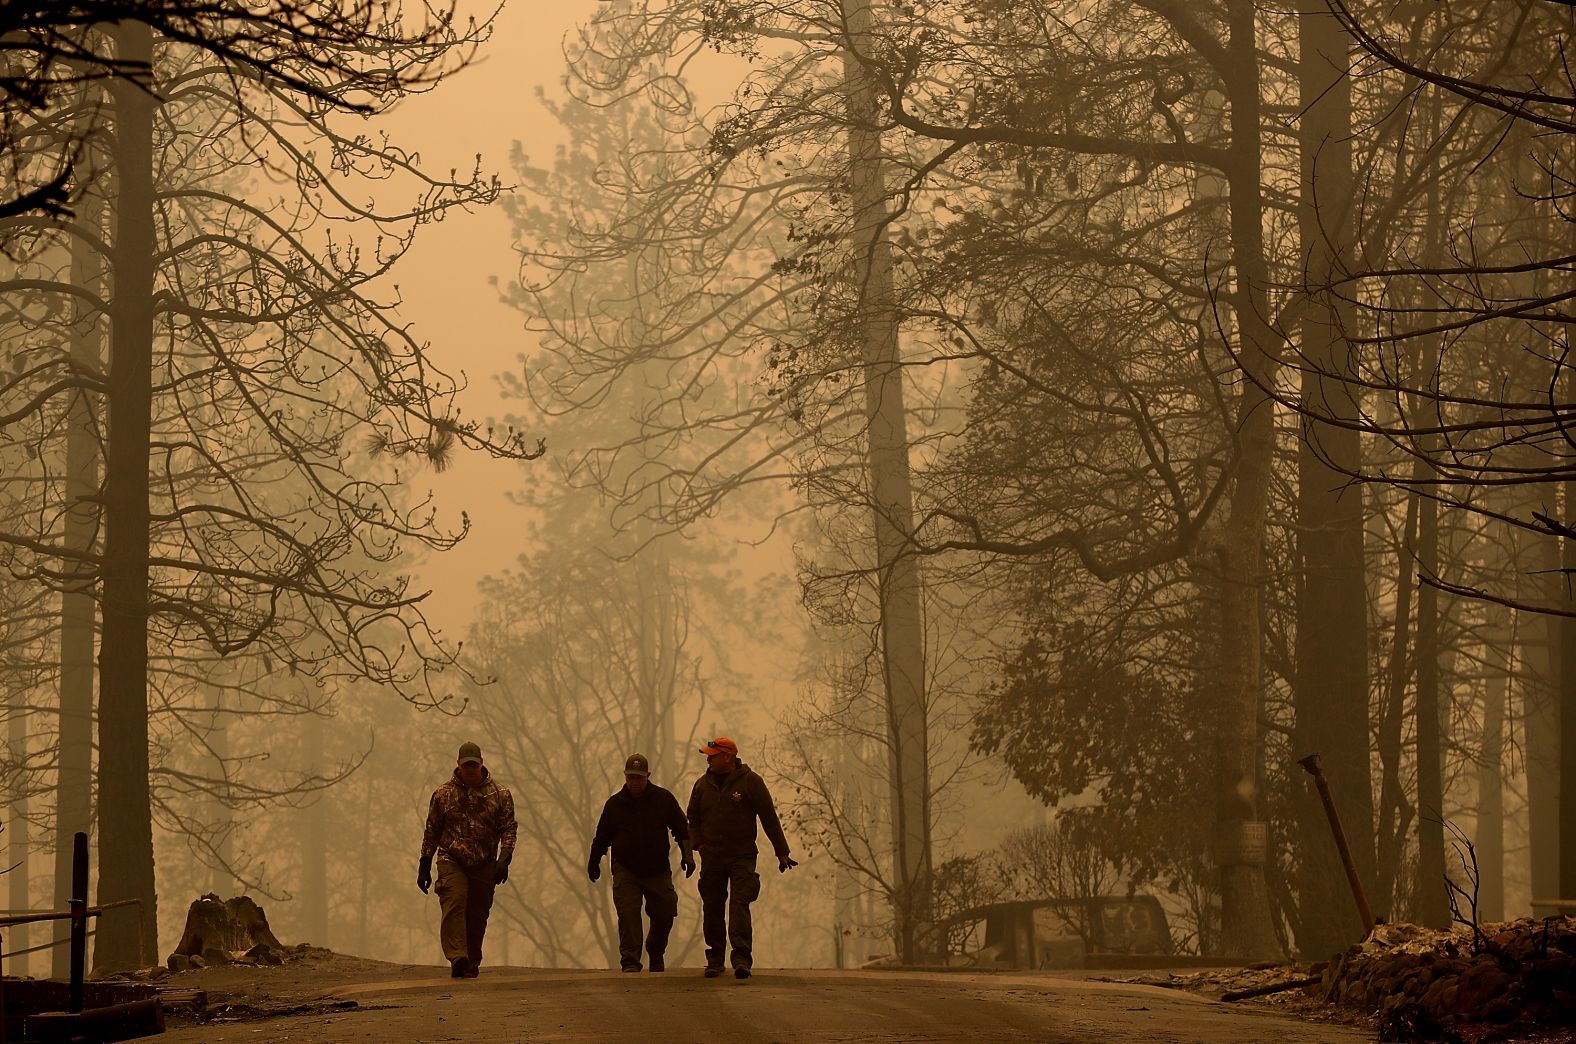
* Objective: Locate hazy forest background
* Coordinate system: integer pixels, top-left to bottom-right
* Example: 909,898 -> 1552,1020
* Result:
2,0 -> 1575,975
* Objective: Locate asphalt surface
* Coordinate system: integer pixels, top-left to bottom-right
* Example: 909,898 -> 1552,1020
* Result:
160,966 -> 1375,1043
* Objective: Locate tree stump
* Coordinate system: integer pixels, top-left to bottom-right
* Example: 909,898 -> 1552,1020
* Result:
166,894 -> 285,968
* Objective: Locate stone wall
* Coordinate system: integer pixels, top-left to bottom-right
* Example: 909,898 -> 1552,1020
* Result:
1320,918 -> 1576,1041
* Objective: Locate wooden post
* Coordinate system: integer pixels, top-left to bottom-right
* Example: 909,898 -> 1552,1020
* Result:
69,832 -> 87,1013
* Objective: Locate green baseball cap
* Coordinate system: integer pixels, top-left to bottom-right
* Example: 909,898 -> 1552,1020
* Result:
457,741 -> 483,765
624,753 -> 650,777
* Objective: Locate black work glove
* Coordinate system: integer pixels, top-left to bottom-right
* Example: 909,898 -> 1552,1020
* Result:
680,841 -> 696,879
778,855 -> 798,874
493,853 -> 512,886
417,855 -> 433,894
587,857 -> 601,883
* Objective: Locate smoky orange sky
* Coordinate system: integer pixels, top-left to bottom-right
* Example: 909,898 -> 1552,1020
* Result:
382,0 -> 795,711
383,0 -> 616,635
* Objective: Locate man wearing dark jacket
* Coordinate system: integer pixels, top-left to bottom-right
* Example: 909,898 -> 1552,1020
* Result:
587,753 -> 694,973
686,737 -> 796,980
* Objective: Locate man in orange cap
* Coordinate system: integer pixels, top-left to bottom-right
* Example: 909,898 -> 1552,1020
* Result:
687,736 -> 796,979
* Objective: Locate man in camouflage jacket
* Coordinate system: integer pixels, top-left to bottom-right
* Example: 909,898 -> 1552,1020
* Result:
419,741 -> 517,978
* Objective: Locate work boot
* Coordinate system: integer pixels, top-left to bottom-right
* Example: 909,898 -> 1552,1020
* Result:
703,966 -> 723,978
450,956 -> 471,978
734,967 -> 751,980
621,963 -> 641,973
648,956 -> 665,973
464,962 -> 480,979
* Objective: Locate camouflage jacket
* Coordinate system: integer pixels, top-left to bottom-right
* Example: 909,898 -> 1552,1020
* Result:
421,768 -> 518,869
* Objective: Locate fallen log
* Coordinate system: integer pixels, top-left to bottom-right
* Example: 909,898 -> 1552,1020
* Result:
1220,976 -> 1322,1002
27,998 -> 164,1043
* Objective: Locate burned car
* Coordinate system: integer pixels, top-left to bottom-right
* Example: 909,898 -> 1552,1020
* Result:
947,895 -> 1174,969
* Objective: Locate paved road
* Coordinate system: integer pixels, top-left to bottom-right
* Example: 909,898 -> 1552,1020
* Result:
161,967 -> 1374,1043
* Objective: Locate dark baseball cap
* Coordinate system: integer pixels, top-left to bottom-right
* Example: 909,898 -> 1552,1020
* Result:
457,741 -> 483,765
624,753 -> 650,777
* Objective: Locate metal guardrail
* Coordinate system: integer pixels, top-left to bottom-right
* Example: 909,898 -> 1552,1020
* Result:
0,832 -> 144,1025
1,929 -> 96,960
0,898 -> 143,929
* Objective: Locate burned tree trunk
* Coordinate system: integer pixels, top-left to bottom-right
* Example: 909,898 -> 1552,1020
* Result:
1414,492 -> 1449,928
301,712 -> 328,946
53,163 -> 104,981
1528,532 -> 1560,907
840,0 -> 934,963
1561,475 -> 1576,901
1293,0 -> 1375,957
94,19 -> 158,971
1375,495 -> 1418,917
8,704 -> 32,975
1209,0 -> 1282,961
167,895 -> 284,967
1475,601 -> 1510,922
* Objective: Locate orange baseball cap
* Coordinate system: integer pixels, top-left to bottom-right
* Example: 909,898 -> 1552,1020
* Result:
699,737 -> 738,755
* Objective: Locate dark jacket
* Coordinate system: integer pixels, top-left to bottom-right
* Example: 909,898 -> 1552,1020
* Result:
686,761 -> 790,861
589,783 -> 688,878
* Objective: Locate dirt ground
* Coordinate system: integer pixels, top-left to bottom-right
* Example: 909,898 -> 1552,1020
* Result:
149,950 -> 1378,1043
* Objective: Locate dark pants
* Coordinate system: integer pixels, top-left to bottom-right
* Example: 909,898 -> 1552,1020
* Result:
698,854 -> 759,971
612,862 -> 679,970
434,856 -> 496,967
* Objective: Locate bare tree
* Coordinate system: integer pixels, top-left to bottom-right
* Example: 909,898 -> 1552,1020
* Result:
462,556 -> 707,968
0,1 -> 488,222
0,4 -> 542,968
1272,0 -> 1576,906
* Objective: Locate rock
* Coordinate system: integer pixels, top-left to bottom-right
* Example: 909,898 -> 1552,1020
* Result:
1454,963 -> 1512,1015
1503,932 -> 1540,962
200,946 -> 232,966
188,954 -> 206,969
167,953 -> 193,974
1520,956 -> 1563,1000
1328,917 -> 1576,1032
244,943 -> 283,966
1321,952 -> 1345,993
1418,974 -> 1454,1019
1481,998 -> 1519,1023
1375,1001 -> 1453,1044
1436,985 -> 1459,1021
1377,992 -> 1408,1021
